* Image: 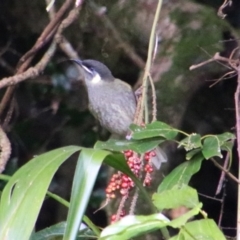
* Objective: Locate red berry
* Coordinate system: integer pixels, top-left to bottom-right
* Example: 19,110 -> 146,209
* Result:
145,154 -> 150,161
150,151 -> 156,157
110,193 -> 116,199
121,182 -> 129,188
120,188 -> 128,195
124,150 -> 133,158
120,210 -> 126,217
105,188 -> 112,194
111,214 -> 116,222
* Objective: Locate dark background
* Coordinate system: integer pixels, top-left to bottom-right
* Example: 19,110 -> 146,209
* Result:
0,0 -> 239,238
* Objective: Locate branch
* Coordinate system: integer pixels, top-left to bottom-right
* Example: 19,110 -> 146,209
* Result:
46,0 -> 81,59
190,51 -> 239,72
210,158 -> 240,184
215,149 -> 231,195
0,125 -> 11,173
17,0 -> 74,70
218,0 -> 232,19
0,0 -> 75,117
0,43 -> 57,89
236,63 -> 240,240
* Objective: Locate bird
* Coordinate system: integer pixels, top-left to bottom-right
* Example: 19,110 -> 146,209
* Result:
70,59 -> 167,168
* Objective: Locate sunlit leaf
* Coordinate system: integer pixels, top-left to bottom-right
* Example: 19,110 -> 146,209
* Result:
216,132 -> 235,145
63,149 -> 155,240
179,134 -> 202,151
0,146 -> 81,240
100,213 -> 170,239
202,136 -> 222,159
170,219 -> 226,240
99,204 -> 202,240
63,149 -> 108,240
158,153 -> 204,193
153,186 -> 199,210
169,203 -> 203,228
94,138 -> 163,154
30,222 -> 96,240
30,222 -> 66,240
130,121 -> 178,140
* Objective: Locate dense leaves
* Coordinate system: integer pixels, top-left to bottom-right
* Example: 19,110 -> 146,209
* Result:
0,121 -> 233,240
0,146 -> 81,240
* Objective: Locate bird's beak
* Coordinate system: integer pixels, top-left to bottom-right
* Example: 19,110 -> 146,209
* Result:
69,59 -> 93,76
69,59 -> 97,84
69,59 -> 83,66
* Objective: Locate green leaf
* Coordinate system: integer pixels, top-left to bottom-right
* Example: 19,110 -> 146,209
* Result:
100,213 -> 170,240
158,153 -> 204,193
221,141 -> 234,152
169,203 -> 202,228
63,149 -> 108,240
63,150 -> 155,240
179,134 -> 202,151
216,132 -> 235,145
186,149 -> 201,160
170,219 -> 226,240
202,136 -> 222,159
94,138 -> 163,154
30,222 -> 96,240
77,228 -> 97,240
30,222 -> 66,240
130,121 -> 178,140
77,228 -> 96,240
153,186 -> 199,210
0,146 -> 81,240
99,204 -> 202,240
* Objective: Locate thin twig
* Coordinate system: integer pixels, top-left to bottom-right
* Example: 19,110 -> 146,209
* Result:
133,94 -> 143,125
46,0 -> 81,59
236,65 -> 240,240
218,181 -> 226,227
210,158 -> 240,184
139,0 -> 163,124
198,46 -> 232,70
129,154 -> 144,215
210,70 -> 236,88
148,74 -> 157,121
189,52 -> 235,71
115,194 -> 128,221
129,189 -> 139,215
17,0 -> 74,69
215,149 -> 231,195
0,42 -> 57,90
198,192 -> 222,202
218,0 -> 232,19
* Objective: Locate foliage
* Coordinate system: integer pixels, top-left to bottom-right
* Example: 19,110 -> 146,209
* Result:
0,121 -> 234,240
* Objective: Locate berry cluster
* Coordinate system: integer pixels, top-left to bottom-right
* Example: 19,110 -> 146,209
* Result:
106,149 -> 156,222
143,150 -> 156,186
105,172 -> 134,199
